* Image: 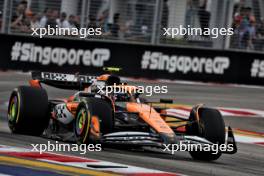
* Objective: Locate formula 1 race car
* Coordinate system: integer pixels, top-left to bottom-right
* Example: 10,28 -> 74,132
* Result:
7,68 -> 237,161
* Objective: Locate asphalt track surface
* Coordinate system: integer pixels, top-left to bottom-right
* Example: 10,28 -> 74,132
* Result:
0,72 -> 263,176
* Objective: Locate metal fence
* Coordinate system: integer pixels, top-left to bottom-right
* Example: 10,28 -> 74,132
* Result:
0,0 -> 263,52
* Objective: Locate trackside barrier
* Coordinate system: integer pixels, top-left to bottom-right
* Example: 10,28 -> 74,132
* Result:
0,34 -> 263,85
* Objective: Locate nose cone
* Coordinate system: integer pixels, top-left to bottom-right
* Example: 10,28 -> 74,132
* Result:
126,102 -> 175,135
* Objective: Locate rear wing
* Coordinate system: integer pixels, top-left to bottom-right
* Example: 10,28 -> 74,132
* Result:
31,72 -> 97,90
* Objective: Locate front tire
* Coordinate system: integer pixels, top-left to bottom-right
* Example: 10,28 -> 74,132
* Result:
8,86 -> 49,135
74,98 -> 113,144
186,107 -> 225,161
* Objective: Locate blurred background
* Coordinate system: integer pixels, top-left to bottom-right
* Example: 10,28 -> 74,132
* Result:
0,2 -> 264,176
0,0 -> 263,52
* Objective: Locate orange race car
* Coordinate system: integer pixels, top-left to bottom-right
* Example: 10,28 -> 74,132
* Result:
7,68 -> 237,161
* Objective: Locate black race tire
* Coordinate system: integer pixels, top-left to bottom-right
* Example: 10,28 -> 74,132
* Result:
186,107 -> 225,161
74,98 -> 113,144
8,86 -> 49,135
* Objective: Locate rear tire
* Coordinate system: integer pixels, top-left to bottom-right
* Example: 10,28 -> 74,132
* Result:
186,107 -> 225,161
74,98 -> 113,144
8,86 -> 49,135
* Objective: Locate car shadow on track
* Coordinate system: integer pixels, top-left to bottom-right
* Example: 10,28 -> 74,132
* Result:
0,130 -> 229,166
102,146 -> 228,165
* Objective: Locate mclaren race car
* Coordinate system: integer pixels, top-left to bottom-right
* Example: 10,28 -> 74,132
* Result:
7,68 -> 237,161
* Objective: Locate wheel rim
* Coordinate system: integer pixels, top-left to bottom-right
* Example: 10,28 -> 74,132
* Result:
76,109 -> 87,135
9,96 -> 18,121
